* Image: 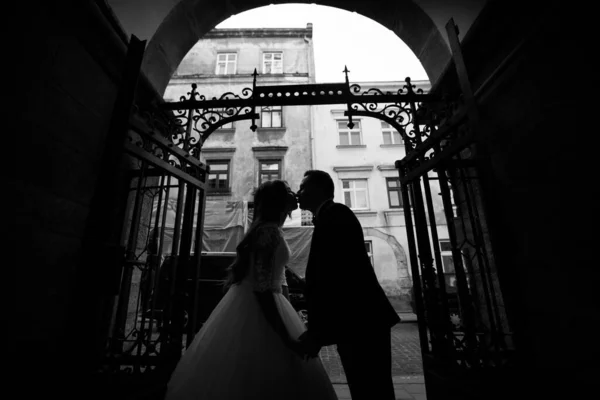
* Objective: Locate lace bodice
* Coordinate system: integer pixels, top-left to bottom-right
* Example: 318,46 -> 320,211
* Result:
247,225 -> 290,293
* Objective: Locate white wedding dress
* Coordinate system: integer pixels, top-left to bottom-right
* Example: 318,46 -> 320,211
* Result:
165,225 -> 338,400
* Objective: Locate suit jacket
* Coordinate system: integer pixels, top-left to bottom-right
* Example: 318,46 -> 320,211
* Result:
304,200 -> 401,346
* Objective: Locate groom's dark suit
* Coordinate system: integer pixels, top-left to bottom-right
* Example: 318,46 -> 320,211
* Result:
304,200 -> 400,400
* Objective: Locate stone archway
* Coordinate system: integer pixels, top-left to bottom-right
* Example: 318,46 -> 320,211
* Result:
141,0 -> 451,94
363,227 -> 408,275
363,227 -> 412,308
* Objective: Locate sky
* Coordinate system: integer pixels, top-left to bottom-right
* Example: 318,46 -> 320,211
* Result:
216,4 -> 429,84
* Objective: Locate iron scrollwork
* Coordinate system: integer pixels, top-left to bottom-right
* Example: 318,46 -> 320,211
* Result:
398,93 -> 473,181
127,104 -> 207,188
158,67 -> 442,160
171,83 -> 258,156
345,76 -> 441,152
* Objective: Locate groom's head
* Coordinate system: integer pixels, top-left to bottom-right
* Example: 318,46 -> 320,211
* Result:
297,170 -> 334,213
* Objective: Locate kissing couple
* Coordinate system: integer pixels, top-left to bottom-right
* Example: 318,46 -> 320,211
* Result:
165,170 -> 400,400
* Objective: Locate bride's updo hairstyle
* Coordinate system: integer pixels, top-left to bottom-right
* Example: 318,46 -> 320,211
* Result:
252,180 -> 290,224
223,180 -> 291,290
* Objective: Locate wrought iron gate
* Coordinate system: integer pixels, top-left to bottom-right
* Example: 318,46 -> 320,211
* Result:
99,98 -> 212,396
97,21 -> 514,398
393,19 -> 515,399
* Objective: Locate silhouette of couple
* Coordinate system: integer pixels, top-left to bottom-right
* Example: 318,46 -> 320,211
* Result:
165,170 -> 400,400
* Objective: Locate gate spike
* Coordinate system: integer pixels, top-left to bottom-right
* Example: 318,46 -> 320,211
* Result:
404,77 -> 416,96
343,66 -> 353,128
251,68 -> 258,132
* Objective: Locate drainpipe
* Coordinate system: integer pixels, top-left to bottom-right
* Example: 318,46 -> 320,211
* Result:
304,23 -> 316,169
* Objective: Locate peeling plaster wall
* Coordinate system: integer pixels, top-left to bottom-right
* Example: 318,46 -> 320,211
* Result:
164,31 -> 314,203
312,89 -> 453,309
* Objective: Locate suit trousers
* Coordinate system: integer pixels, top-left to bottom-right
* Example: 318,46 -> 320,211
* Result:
336,327 -> 395,400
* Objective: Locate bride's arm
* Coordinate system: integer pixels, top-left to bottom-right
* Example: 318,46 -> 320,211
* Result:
254,291 -> 300,350
252,226 -> 302,355
282,266 -> 290,300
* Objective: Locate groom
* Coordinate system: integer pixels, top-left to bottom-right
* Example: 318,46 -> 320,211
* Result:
296,170 -> 400,400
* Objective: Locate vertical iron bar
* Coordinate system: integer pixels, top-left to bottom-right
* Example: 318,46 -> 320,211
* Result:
406,80 -> 449,358
185,101 -> 208,344
163,102 -> 197,359
158,176 -> 172,257
170,182 -> 186,257
135,264 -> 150,364
159,177 -> 173,355
437,163 -> 479,364
187,185 -> 207,344
113,163 -> 147,348
421,172 -> 453,339
173,184 -> 197,349
418,115 -> 454,332
411,179 -> 445,354
452,167 -> 483,328
396,161 -> 429,354
147,174 -> 166,340
461,167 -> 505,354
171,102 -> 195,257
457,166 -> 499,359
170,104 -> 198,352
162,190 -> 185,360
135,184 -> 162,362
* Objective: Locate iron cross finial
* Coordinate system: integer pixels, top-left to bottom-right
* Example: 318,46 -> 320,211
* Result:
187,83 -> 198,101
343,65 -> 350,84
252,68 -> 258,90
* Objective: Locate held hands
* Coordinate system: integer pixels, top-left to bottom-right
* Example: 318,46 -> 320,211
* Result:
294,331 -> 322,361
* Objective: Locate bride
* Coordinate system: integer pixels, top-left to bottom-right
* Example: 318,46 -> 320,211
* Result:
165,180 -> 338,400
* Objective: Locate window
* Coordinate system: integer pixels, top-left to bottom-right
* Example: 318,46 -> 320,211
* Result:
263,52 -> 283,74
439,240 -> 455,273
259,160 -> 282,184
386,178 -> 403,208
342,179 -> 369,209
260,106 -> 283,128
207,160 -> 230,193
337,120 -> 362,146
215,53 -> 237,75
381,121 -> 403,145
439,239 -> 457,291
365,241 -> 374,267
301,210 -> 314,226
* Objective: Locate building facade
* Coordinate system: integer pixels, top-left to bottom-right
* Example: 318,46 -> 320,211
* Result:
312,81 -> 453,310
163,25 -> 316,227
163,30 -> 453,310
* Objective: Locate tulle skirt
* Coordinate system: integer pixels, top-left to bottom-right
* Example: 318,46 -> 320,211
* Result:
165,280 -> 338,400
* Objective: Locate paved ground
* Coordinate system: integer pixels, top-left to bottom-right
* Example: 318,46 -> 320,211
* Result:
333,376 -> 427,400
319,321 -> 424,383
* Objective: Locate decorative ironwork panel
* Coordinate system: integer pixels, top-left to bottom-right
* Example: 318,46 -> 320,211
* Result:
158,68 -> 439,159
100,98 -> 209,388
394,19 -> 516,383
